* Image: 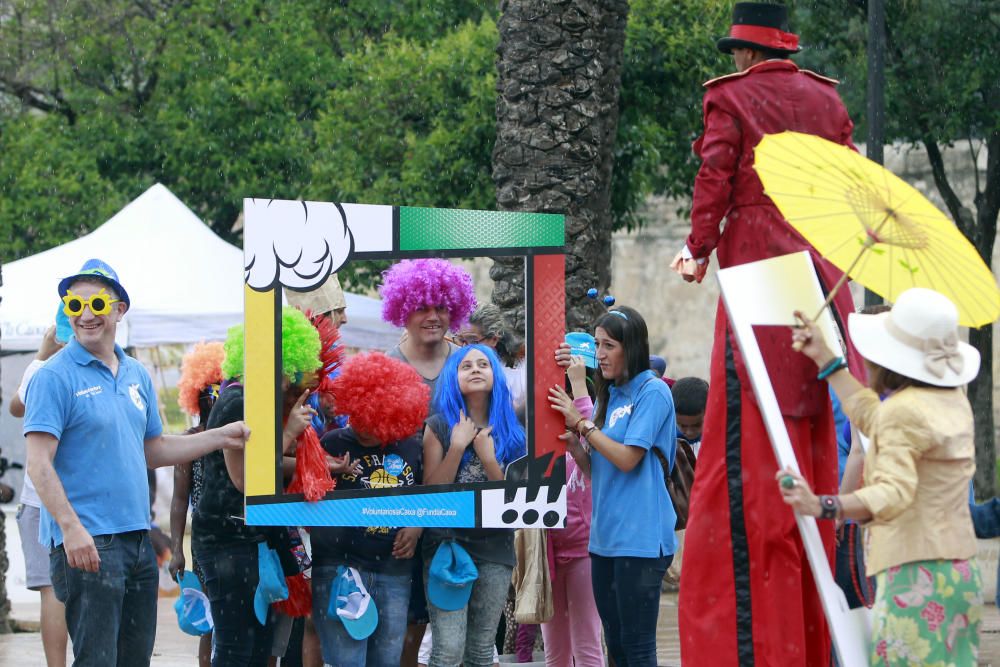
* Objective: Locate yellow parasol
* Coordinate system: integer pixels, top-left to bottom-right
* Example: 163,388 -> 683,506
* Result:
754,131 -> 1000,327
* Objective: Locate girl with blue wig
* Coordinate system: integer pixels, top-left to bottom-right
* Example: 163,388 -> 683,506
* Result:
422,344 -> 525,666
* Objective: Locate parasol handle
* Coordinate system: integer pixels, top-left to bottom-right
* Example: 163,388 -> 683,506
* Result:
791,246 -> 870,352
792,212 -> 891,351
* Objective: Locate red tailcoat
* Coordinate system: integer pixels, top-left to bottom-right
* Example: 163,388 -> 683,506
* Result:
678,60 -> 861,667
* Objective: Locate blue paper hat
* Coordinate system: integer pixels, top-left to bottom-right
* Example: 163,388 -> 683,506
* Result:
174,571 -> 213,636
254,543 -> 288,625
329,566 -> 379,640
57,258 -> 131,310
427,541 -> 478,611
565,332 -> 598,369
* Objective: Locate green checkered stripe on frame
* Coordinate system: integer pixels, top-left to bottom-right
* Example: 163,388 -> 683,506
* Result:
399,207 -> 563,251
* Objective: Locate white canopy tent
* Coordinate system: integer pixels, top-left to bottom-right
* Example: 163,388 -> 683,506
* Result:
0,184 -> 402,555
0,183 -> 401,353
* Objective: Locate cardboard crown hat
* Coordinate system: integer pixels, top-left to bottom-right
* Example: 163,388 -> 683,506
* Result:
285,273 -> 347,315
716,2 -> 800,55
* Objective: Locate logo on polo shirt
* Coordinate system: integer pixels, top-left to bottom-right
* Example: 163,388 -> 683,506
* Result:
75,385 -> 102,398
608,403 -> 632,428
129,384 -> 145,411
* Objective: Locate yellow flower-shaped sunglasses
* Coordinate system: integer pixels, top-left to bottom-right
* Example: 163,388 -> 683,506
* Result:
61,288 -> 120,317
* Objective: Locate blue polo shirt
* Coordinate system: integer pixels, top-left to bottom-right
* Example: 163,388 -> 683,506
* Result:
589,370 -> 677,558
23,338 -> 162,548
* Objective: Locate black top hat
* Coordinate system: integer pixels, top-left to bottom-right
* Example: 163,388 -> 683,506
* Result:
716,2 -> 800,55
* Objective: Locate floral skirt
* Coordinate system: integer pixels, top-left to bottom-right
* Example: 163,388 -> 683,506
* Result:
870,558 -> 982,666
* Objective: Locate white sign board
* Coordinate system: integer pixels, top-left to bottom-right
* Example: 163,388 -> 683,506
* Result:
717,251 -> 871,667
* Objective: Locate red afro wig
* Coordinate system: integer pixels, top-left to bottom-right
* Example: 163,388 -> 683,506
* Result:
331,352 -> 430,444
177,342 -> 225,418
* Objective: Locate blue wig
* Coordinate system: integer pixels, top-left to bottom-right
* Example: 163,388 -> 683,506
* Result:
433,344 -> 526,468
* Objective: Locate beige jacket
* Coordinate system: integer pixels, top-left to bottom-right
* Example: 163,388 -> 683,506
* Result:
844,386 -> 977,575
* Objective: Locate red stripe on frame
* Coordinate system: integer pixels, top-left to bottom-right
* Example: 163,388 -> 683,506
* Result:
532,254 -> 567,476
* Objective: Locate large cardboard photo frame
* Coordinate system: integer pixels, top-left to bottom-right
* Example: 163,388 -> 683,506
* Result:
241,199 -> 568,530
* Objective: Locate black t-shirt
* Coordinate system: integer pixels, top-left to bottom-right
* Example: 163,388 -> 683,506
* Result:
309,428 -> 423,573
422,413 -> 515,568
192,386 -> 269,554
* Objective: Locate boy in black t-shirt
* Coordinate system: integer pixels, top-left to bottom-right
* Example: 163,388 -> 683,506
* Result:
309,352 -> 431,667
312,430 -> 423,573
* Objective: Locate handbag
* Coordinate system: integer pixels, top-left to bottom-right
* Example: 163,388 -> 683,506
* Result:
512,529 -> 554,624
655,438 -> 696,530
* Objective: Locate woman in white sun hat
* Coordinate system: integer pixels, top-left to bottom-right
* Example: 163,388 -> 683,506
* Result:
779,287 -> 983,666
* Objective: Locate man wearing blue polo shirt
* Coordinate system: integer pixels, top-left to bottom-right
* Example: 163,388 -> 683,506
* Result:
23,259 -> 250,667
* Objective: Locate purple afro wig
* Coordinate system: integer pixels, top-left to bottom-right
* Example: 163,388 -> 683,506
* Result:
379,259 -> 477,331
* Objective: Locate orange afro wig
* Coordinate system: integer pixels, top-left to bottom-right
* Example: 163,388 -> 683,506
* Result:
177,342 -> 225,418
331,352 -> 430,444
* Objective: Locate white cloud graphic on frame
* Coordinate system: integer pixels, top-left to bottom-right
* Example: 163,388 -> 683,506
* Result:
244,199 -> 353,291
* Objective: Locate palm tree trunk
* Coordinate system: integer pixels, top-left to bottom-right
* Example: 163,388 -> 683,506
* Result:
0,260 -> 10,632
0,519 -> 10,633
491,0 -> 629,333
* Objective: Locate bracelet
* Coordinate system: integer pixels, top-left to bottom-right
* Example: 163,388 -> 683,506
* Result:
817,356 -> 848,380
818,495 -> 841,520
572,416 -> 587,434
582,425 -> 598,440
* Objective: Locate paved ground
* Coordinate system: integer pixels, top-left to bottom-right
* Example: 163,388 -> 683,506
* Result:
1,597 -> 198,667
3,592 -> 1000,665
653,594 -> 1000,667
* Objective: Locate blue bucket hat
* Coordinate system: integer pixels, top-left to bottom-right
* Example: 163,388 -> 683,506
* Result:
328,566 -> 379,640
58,258 -> 130,310
565,332 -> 597,369
427,541 -> 478,611
254,543 -> 289,625
174,571 -> 213,636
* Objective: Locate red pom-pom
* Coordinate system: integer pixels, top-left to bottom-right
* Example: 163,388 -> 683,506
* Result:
286,428 -> 336,502
308,309 -> 345,407
273,573 -> 312,617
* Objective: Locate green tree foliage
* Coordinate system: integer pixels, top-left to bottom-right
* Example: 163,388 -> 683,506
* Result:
0,114 -> 125,256
1,0 -> 734,276
796,2 -> 1000,159
307,17 -> 499,211
0,0 -> 494,277
149,2 -> 336,231
614,0 -> 729,229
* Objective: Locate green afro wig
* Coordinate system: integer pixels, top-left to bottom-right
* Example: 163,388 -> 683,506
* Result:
222,306 -> 322,382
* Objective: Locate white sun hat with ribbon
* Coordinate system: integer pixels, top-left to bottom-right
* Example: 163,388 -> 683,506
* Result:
848,287 -> 980,388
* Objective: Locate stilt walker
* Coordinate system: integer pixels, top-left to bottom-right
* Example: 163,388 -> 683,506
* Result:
671,4 -> 863,665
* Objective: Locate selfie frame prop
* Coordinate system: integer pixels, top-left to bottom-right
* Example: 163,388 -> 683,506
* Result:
242,199 -> 567,529
717,251 -> 871,667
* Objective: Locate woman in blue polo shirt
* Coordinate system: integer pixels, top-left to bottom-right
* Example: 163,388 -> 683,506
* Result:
549,306 -> 676,667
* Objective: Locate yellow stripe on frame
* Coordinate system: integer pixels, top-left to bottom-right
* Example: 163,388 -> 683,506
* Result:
244,285 -> 278,497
